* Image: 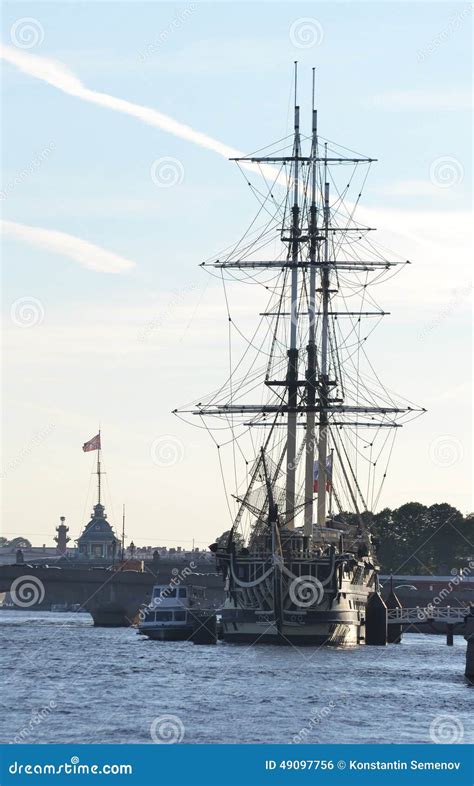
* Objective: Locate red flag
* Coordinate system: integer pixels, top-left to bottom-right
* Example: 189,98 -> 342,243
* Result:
83,433 -> 101,452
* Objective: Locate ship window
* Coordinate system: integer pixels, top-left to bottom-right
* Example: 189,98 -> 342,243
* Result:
178,587 -> 187,598
174,611 -> 186,621
167,588 -> 177,598
155,611 -> 172,621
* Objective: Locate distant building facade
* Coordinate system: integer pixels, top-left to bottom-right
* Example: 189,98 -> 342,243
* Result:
77,503 -> 120,560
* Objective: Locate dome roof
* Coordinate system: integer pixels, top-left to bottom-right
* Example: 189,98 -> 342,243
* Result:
77,504 -> 120,544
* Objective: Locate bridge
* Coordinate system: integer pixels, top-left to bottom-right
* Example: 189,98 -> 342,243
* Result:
388,606 -> 471,624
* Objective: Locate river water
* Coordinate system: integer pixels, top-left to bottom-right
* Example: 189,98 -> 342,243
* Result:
1,611 -> 472,745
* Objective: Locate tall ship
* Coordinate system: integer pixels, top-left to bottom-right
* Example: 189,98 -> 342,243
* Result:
176,67 -> 424,645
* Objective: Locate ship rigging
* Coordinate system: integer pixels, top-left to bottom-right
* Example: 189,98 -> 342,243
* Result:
174,66 -> 425,645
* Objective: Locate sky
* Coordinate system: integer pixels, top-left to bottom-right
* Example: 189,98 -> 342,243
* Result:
1,1 -> 472,550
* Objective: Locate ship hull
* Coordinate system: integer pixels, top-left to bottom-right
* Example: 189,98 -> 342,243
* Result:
217,547 -> 377,647
220,607 -> 363,646
139,625 -> 194,641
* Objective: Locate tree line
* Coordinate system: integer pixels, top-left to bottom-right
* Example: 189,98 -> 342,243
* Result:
334,503 -> 474,575
217,502 -> 473,575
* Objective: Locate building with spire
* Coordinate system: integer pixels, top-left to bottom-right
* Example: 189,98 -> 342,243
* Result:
77,502 -> 120,560
77,432 -> 120,561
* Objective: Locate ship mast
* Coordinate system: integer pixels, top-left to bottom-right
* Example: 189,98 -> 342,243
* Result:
286,62 -> 301,529
179,67 -> 425,536
303,68 -> 318,537
317,149 -> 330,529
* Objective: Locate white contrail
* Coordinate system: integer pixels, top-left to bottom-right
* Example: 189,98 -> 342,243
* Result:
0,44 -> 240,158
2,219 -> 135,274
0,44 -> 282,182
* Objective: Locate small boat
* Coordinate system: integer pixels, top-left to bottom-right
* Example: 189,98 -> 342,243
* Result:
137,584 -> 207,641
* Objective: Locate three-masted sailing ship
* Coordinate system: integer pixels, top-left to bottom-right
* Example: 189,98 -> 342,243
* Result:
176,67 -> 424,645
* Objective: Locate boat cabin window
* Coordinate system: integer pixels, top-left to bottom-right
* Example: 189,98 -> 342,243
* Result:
155,611 -> 172,621
153,586 -> 178,600
174,611 -> 186,621
178,587 -> 187,598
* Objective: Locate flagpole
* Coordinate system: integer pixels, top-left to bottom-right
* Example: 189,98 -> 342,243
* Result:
97,429 -> 101,505
328,448 -> 334,518
121,503 -> 125,562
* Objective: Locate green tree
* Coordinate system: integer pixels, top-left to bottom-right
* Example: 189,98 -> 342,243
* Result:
216,529 -> 245,550
8,537 -> 32,549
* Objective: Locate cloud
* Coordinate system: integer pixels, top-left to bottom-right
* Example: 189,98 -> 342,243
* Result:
368,88 -> 472,111
2,219 -> 135,274
0,43 -> 284,185
0,43 -> 238,151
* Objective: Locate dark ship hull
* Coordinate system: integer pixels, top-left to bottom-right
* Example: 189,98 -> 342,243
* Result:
217,529 -> 378,646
